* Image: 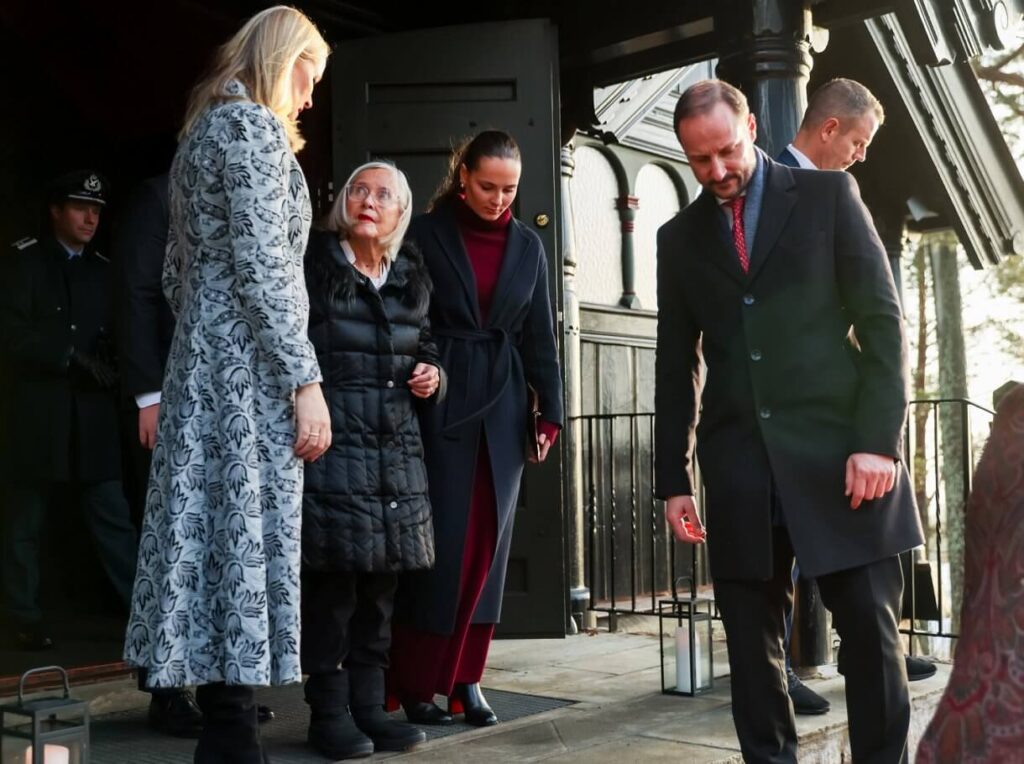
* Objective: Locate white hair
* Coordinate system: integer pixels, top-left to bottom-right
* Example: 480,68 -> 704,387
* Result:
324,160 -> 413,260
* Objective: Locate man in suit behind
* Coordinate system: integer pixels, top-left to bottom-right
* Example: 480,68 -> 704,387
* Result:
655,79 -> 924,762
777,78 -> 937,718
778,77 -> 883,173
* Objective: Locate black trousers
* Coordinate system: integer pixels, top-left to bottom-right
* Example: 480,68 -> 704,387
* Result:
301,570 -> 398,707
2,479 -> 138,625
713,527 -> 909,764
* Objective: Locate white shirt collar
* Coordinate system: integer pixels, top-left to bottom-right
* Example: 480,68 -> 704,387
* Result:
786,143 -> 818,169
56,237 -> 84,258
340,238 -> 390,290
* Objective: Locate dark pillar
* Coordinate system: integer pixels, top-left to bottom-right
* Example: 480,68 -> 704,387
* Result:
715,0 -> 831,670
714,0 -> 813,158
616,195 -> 641,309
561,141 -> 591,633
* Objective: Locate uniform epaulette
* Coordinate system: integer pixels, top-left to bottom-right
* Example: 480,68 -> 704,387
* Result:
11,237 -> 37,251
93,251 -> 110,263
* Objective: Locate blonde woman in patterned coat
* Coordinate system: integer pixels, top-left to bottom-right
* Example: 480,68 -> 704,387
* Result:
124,7 -> 331,762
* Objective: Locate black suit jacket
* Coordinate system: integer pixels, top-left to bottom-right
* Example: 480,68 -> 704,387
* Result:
0,235 -> 122,481
114,174 -> 175,400
776,146 -> 800,168
654,159 -> 923,580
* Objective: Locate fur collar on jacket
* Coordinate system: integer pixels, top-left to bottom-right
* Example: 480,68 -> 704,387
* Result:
306,228 -> 432,319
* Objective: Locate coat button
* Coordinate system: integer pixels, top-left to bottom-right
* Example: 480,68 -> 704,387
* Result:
386,380 -> 395,388
70,324 -> 77,332
759,407 -> 772,420
389,501 -> 398,509
743,294 -> 755,305
56,306 -> 62,312
750,349 -> 762,361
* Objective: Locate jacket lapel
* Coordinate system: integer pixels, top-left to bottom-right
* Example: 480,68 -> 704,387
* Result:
431,207 -> 482,327
745,160 -> 797,284
485,219 -> 529,328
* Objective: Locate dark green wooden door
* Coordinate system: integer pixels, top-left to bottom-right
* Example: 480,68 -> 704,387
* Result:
331,19 -> 567,638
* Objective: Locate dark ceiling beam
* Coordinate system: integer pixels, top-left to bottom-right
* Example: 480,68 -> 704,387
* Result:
811,0 -> 896,29
866,13 -> 1024,266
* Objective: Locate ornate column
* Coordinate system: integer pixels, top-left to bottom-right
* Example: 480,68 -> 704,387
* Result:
616,195 -> 641,309
715,0 -> 814,158
561,140 -> 592,632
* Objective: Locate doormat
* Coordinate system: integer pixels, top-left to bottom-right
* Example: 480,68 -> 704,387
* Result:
90,685 -> 574,763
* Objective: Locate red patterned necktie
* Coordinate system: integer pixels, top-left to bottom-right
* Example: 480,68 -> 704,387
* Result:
730,195 -> 749,273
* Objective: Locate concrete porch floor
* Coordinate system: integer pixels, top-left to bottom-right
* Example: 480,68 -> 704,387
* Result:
8,630 -> 949,763
392,631 -> 949,762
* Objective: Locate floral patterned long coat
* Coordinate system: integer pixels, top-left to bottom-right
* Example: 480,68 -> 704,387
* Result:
124,81 -> 321,687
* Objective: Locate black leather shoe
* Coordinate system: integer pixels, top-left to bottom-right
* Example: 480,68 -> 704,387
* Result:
149,690 -> 204,737
450,683 -> 498,726
906,655 -> 937,681
257,704 -> 274,724
402,701 -> 454,726
11,626 -> 54,651
786,668 -> 830,716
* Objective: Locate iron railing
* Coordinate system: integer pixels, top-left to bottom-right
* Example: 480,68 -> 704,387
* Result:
575,398 -> 994,646
574,412 -> 709,624
903,397 -> 994,648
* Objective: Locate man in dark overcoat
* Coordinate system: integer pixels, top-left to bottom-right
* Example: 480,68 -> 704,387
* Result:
0,170 -> 138,650
654,80 -> 924,763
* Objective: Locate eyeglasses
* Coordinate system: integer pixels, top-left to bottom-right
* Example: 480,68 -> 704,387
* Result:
345,183 -> 400,209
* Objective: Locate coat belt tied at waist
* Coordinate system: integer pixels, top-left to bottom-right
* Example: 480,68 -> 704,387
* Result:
434,327 -> 514,433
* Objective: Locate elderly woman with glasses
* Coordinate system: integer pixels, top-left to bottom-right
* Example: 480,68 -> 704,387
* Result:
299,160 -> 445,760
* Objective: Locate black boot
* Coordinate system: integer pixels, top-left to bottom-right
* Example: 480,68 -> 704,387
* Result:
401,700 -> 454,726
193,683 -> 267,764
450,683 -> 498,726
352,704 -> 425,752
148,688 -> 204,737
304,671 -> 374,760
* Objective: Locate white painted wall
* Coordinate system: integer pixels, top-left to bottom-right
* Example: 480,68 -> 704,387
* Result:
572,146 -> 624,306
634,164 -> 681,311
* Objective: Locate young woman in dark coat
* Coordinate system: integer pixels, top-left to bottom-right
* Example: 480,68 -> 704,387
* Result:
301,160 -> 445,759
387,131 -> 564,727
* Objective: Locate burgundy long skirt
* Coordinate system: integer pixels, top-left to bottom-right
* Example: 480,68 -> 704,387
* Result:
388,445 -> 498,702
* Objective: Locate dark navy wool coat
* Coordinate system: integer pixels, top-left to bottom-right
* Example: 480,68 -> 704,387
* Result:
397,203 -> 564,633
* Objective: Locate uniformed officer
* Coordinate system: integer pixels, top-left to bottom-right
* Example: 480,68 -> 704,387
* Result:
0,170 -> 138,651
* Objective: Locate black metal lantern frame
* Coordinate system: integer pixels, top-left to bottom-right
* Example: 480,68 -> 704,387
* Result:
0,666 -> 90,764
659,597 -> 715,697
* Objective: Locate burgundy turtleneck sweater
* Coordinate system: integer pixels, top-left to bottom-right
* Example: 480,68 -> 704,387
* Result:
454,196 -> 510,324
454,197 -> 559,445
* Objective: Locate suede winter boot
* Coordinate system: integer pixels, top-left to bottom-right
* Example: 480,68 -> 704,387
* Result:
193,683 -> 267,764
304,671 -> 374,760
351,703 -> 426,752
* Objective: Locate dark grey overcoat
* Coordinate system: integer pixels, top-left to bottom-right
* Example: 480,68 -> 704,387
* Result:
654,160 -> 924,581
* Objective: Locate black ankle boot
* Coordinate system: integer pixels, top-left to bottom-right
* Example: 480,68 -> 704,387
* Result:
450,683 -> 498,726
194,683 -> 266,764
352,704 -> 426,752
304,672 -> 374,760
149,689 -> 204,737
401,700 -> 454,726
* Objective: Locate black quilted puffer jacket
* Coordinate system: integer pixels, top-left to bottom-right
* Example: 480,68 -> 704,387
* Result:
302,228 -> 445,572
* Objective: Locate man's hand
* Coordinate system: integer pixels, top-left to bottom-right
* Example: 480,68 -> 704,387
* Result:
665,495 -> 706,544
138,404 -> 159,450
845,452 -> 898,509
